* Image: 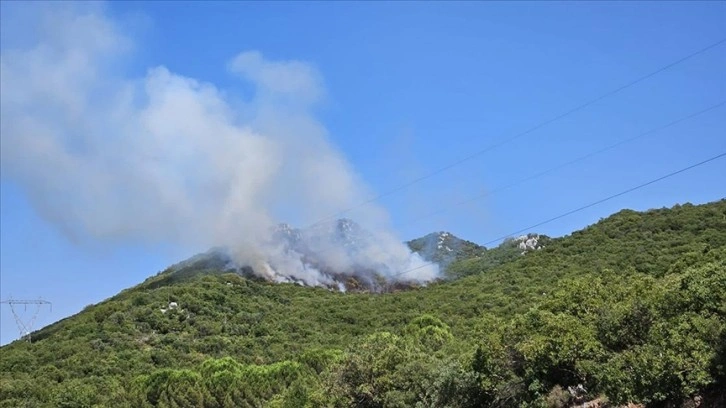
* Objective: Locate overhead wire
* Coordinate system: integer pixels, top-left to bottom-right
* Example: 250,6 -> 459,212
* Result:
298,100 -> 724,262
304,37 -> 726,229
394,100 -> 726,229
389,151 -> 726,279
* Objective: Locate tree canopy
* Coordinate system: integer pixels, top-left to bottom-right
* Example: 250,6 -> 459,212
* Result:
1,199 -> 725,407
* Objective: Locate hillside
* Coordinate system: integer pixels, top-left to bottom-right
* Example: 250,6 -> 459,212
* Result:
1,199 -> 725,407
162,218 -> 439,293
406,231 -> 486,268
167,228 -> 541,290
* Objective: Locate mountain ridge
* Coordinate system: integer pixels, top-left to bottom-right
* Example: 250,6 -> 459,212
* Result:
2,199 -> 725,407
164,220 -> 497,292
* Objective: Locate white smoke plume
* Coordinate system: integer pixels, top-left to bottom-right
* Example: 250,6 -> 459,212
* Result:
0,2 -> 439,286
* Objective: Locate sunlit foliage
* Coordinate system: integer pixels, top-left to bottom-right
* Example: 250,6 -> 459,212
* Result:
1,200 -> 724,407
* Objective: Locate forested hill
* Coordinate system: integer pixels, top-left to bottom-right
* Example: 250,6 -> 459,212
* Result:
1,199 -> 725,408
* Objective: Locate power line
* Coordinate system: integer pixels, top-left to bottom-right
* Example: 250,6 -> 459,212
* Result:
305,37 -> 726,229
390,151 -> 726,279
395,100 -> 726,228
295,101 -> 725,266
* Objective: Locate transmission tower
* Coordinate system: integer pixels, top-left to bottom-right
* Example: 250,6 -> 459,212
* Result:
0,298 -> 52,343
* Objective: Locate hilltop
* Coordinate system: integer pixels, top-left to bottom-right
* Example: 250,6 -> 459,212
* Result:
1,199 -> 725,407
157,221 -> 513,293
407,231 -> 486,268
161,219 -> 479,293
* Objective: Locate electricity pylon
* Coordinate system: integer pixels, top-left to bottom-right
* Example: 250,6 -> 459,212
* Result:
0,298 -> 52,343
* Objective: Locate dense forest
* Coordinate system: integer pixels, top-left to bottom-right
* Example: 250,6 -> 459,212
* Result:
1,200 -> 725,407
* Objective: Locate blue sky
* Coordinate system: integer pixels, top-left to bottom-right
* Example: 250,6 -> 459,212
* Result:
1,1 -> 725,345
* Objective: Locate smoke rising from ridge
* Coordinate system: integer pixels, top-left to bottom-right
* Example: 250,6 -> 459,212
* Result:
0,2 -> 439,285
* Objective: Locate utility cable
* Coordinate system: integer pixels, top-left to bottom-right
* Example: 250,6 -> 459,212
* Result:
395,100 -> 726,228
390,151 -> 726,278
305,38 -> 726,229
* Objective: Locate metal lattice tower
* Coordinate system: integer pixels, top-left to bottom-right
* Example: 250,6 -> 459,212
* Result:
0,298 -> 52,343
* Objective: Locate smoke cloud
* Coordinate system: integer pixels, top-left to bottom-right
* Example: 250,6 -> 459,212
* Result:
0,2 -> 439,286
